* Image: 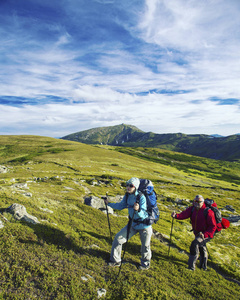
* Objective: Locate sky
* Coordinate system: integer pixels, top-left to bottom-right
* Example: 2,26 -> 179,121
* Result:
1,0 -> 240,137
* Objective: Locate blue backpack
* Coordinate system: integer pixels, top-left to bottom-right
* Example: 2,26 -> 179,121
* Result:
126,179 -> 159,225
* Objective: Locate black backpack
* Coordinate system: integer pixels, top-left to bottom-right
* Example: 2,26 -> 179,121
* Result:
126,179 -> 159,225
204,198 -> 222,224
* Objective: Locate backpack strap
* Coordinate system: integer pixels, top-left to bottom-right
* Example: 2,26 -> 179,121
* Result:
136,192 -> 142,212
190,206 -> 194,219
136,191 -> 142,203
203,207 -> 209,219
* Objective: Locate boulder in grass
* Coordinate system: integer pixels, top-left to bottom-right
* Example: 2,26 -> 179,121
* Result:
84,196 -> 114,214
6,203 -> 40,224
227,215 -> 240,223
11,183 -> 28,189
0,166 -> 8,173
225,205 -> 235,212
97,288 -> 107,298
0,220 -> 4,229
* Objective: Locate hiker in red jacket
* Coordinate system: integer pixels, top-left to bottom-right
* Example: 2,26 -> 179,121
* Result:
171,195 -> 217,270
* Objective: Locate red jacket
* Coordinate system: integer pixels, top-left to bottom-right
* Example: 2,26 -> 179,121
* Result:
176,203 -> 217,238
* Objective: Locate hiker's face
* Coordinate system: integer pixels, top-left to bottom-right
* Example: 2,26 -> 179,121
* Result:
194,199 -> 204,210
126,184 -> 136,194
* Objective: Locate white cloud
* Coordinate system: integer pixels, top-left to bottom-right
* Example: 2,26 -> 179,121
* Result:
138,0 -> 240,50
72,85 -> 129,103
0,0 -> 240,137
1,86 -> 239,136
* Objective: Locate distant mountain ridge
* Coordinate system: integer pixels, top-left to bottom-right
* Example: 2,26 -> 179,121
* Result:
61,124 -> 240,162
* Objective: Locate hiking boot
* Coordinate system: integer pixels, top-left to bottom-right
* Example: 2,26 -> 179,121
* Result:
108,261 -> 121,267
138,265 -> 150,270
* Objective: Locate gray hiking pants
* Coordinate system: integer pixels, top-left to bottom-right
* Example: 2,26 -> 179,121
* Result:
110,224 -> 152,267
188,236 -> 211,270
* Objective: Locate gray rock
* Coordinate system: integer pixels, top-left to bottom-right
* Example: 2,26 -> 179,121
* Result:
11,183 -> 28,189
81,276 -> 88,281
0,166 -> 8,173
227,215 -> 240,223
0,220 -> 4,229
107,195 -> 123,203
40,207 -> 53,214
81,274 -> 95,282
84,196 -> 114,214
23,192 -> 32,197
7,203 -> 40,224
91,180 -> 99,186
231,221 -> 240,227
97,288 -> 106,298
84,244 -> 100,249
175,198 -> 183,204
225,205 -> 235,212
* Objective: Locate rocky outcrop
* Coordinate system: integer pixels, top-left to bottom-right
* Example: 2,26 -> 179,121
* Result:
227,215 -> 240,223
97,288 -> 107,298
84,196 -> 114,214
0,166 -> 8,173
11,183 -> 28,189
225,205 -> 235,212
6,203 -> 40,224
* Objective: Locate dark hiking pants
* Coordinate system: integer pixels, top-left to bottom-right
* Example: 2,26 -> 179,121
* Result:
188,236 -> 211,270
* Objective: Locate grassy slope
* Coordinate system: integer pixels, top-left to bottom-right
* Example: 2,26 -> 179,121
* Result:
0,135 -> 240,299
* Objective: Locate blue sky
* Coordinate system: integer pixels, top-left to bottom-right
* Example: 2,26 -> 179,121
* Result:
1,0 -> 240,137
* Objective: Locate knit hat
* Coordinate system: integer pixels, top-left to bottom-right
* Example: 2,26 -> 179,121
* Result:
194,195 -> 204,201
126,177 -> 140,189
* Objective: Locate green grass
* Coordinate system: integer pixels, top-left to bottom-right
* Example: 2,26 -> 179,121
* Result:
0,135 -> 240,299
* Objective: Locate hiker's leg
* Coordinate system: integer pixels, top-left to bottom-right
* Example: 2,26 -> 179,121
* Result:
139,226 -> 152,267
110,225 -> 137,263
188,237 -> 201,270
199,238 -> 211,270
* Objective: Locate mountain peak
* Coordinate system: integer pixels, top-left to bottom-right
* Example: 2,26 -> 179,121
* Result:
61,124 -> 240,161
62,124 -> 144,145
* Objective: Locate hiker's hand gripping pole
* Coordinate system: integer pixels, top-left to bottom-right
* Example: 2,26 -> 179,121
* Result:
133,202 -> 139,211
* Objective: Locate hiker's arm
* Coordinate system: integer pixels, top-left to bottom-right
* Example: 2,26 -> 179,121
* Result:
108,195 -> 127,210
204,210 -> 217,238
174,206 -> 192,220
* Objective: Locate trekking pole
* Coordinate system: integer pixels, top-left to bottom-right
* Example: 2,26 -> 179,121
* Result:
102,194 -> 112,244
205,243 -> 211,260
205,243 -> 221,279
168,217 -> 174,256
